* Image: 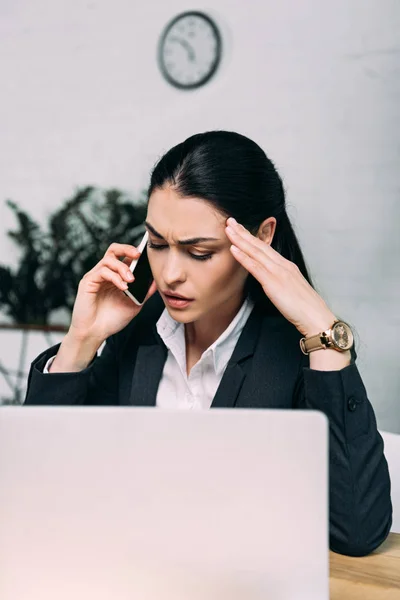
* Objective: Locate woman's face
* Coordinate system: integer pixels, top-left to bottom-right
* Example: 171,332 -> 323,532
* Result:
145,186 -> 248,323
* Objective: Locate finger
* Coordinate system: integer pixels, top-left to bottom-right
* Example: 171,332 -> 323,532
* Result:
100,255 -> 135,283
104,242 -> 141,260
229,245 -> 269,284
226,220 -> 283,265
226,225 -> 278,270
89,265 -> 130,291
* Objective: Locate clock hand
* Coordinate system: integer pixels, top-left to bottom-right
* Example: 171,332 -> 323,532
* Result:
170,36 -> 196,62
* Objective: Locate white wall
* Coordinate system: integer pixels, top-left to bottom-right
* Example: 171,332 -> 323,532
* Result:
0,0 -> 399,430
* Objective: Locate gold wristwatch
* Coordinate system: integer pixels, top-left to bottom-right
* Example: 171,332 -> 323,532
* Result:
300,320 -> 354,355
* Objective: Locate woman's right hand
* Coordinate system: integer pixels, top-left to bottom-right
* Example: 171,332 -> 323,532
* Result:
50,243 -> 157,372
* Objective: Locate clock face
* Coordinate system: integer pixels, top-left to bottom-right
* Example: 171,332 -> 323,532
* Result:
158,11 -> 222,90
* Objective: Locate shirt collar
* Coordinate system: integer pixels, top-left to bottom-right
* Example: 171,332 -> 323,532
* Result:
156,295 -> 255,377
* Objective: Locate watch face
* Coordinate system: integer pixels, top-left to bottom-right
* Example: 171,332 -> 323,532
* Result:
158,11 -> 222,90
332,322 -> 354,350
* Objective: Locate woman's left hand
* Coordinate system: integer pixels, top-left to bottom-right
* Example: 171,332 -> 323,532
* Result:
225,217 -> 336,337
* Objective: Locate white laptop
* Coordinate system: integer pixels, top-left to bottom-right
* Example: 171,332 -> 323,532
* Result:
0,407 -> 329,600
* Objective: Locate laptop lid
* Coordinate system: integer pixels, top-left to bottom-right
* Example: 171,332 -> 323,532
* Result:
0,407 -> 328,600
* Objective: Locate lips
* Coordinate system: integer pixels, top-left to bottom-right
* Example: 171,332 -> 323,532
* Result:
163,291 -> 193,301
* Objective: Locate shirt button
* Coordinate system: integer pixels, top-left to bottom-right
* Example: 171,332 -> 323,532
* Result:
347,397 -> 357,412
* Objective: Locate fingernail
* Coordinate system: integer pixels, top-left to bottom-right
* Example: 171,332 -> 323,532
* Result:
127,271 -> 134,281
227,217 -> 237,226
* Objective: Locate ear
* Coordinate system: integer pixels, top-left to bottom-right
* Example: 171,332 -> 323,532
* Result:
257,217 -> 277,245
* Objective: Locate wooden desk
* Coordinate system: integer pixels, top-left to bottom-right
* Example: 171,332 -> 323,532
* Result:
330,533 -> 400,599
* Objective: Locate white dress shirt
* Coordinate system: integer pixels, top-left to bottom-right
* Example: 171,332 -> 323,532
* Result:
44,296 -> 255,409
155,295 -> 254,410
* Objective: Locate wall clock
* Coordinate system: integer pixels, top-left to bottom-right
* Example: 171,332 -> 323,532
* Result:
158,11 -> 222,90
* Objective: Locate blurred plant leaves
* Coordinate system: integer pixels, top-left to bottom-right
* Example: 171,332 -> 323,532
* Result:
0,187 -> 147,325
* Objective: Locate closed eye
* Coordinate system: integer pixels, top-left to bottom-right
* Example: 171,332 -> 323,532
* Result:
148,242 -> 213,261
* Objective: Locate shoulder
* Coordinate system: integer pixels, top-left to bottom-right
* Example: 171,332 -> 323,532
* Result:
256,305 -> 303,343
255,305 -> 309,366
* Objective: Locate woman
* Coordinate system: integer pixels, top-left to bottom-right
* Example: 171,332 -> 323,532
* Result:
25,131 -> 392,556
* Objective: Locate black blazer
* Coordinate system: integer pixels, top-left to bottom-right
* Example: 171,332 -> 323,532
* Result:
25,292 -> 392,556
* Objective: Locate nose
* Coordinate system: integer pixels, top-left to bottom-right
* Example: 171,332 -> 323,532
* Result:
162,251 -> 186,286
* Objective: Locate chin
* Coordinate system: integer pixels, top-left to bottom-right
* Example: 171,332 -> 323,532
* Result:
165,304 -> 198,323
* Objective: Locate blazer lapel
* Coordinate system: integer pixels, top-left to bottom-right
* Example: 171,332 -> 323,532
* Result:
126,297 -> 168,407
128,343 -> 166,406
228,312 -> 306,409
211,305 -> 264,408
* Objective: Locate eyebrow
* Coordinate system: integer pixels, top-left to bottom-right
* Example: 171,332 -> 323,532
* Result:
145,221 -> 220,245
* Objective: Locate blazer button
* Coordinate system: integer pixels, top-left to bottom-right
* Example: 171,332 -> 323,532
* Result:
348,397 -> 357,412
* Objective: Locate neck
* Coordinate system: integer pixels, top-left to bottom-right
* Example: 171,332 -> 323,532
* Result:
184,292 -> 246,354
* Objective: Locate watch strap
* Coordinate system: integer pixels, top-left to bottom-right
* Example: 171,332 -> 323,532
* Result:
300,320 -> 343,355
300,331 -> 331,355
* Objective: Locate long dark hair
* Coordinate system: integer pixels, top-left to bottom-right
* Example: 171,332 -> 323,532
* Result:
148,131 -> 314,313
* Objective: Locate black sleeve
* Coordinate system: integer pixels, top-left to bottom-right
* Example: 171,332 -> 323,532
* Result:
24,335 -> 120,406
294,353 -> 392,557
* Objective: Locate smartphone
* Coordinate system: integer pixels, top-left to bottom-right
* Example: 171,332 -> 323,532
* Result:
123,231 -> 153,305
